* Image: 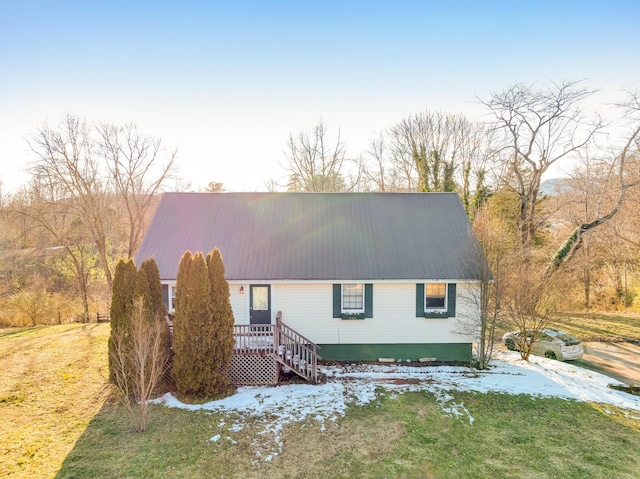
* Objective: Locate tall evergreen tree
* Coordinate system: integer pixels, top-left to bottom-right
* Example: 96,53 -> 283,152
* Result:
206,248 -> 236,397
108,258 -> 138,382
171,251 -> 193,395
171,251 -> 216,398
108,257 -> 170,430
139,258 -> 167,321
134,269 -> 152,319
139,258 -> 170,357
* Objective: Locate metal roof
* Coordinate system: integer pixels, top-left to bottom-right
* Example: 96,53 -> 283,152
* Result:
135,192 -> 483,281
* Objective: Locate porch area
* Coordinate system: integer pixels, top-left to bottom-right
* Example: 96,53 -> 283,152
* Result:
229,312 -> 322,386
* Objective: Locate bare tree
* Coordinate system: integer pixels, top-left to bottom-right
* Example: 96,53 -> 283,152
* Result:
263,178 -> 281,192
202,181 -> 225,193
482,81 -> 602,248
456,120 -> 497,217
284,120 -> 362,192
98,123 -> 177,258
110,298 -> 170,432
600,222 -> 638,307
7,179 -> 97,321
554,153 -> 620,306
380,111 -> 496,215
0,180 -> 5,242
362,133 -> 415,192
28,116 -> 179,286
28,115 -> 115,288
501,261 -> 558,361
455,203 -> 513,368
545,93 -> 640,278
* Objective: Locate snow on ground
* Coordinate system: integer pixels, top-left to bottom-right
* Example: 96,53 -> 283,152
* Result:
154,350 -> 640,462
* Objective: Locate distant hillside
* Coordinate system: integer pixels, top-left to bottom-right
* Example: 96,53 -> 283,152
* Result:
540,178 -> 571,197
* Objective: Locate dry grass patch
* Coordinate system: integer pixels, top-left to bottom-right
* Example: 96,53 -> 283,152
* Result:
554,312 -> 640,342
267,397 -> 405,478
0,323 -> 111,478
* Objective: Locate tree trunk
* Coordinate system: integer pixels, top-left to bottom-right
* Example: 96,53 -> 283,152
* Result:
583,265 -> 591,309
95,235 -> 113,290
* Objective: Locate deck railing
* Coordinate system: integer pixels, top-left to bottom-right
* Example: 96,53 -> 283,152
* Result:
233,324 -> 275,355
232,313 -> 321,384
274,313 -> 320,384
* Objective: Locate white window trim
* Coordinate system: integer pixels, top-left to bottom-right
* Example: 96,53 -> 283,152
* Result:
424,283 -> 448,312
168,284 -> 176,312
341,283 -> 365,313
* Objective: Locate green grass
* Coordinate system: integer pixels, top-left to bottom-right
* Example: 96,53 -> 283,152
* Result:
553,312 -> 640,342
55,392 -> 640,479
2,322 -> 640,478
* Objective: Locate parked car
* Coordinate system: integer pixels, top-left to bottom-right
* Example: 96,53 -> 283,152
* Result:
502,328 -> 584,361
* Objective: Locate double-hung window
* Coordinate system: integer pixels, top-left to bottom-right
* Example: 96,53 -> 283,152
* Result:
333,283 -> 373,319
416,283 -> 456,318
342,283 -> 364,312
425,283 -> 446,310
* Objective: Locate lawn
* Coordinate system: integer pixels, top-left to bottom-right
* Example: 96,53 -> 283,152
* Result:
2,321 -> 640,478
553,311 -> 640,342
0,324 -> 111,479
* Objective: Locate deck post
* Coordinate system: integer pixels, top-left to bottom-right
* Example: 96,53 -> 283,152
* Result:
274,311 -> 281,356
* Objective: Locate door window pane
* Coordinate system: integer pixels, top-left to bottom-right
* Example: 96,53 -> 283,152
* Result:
252,286 -> 269,310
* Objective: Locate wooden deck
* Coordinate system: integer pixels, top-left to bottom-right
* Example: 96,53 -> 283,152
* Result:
231,312 -> 321,385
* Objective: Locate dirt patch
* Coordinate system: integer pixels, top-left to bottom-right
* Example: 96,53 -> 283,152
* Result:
377,377 -> 424,385
609,384 -> 640,397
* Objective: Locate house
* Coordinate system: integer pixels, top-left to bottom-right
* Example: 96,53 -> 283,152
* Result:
135,192 -> 484,383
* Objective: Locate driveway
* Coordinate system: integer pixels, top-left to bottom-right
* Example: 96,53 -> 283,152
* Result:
573,342 -> 640,386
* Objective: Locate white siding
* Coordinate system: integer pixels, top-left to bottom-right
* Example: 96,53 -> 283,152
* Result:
166,281 -> 250,324
229,283 -> 249,325
168,280 -> 477,344
272,282 -> 478,345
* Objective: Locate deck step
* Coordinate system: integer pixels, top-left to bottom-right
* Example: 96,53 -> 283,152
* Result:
232,312 -> 321,384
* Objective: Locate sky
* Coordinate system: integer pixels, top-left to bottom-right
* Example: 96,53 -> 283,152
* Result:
1,1 -> 639,193
155,351 -> 640,462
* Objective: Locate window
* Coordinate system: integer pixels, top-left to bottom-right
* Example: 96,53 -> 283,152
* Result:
168,284 -> 177,312
333,283 -> 373,319
416,283 -> 456,318
425,283 -> 446,310
342,283 -> 364,312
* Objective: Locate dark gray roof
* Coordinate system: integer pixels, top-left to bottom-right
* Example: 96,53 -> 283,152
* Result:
135,192 -> 482,281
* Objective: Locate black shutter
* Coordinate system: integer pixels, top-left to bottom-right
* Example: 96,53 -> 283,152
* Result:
364,283 -> 373,318
416,283 -> 424,317
447,283 -> 456,317
333,284 -> 342,318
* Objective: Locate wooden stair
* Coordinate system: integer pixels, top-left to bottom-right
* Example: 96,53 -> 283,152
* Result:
231,312 -> 323,385
274,312 -> 323,384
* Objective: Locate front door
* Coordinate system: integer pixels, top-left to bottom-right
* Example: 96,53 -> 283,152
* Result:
250,285 -> 271,324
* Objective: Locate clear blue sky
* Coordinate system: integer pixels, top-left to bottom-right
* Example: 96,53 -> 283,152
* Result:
1,1 -> 639,192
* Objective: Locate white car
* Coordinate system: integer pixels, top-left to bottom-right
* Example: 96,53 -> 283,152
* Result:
502,328 -> 584,361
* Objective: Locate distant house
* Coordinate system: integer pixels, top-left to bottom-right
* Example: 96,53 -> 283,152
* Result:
135,192 -> 484,383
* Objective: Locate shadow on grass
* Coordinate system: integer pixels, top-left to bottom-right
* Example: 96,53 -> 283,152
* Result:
0,325 -> 49,340
555,312 -> 640,342
55,399 -> 235,479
